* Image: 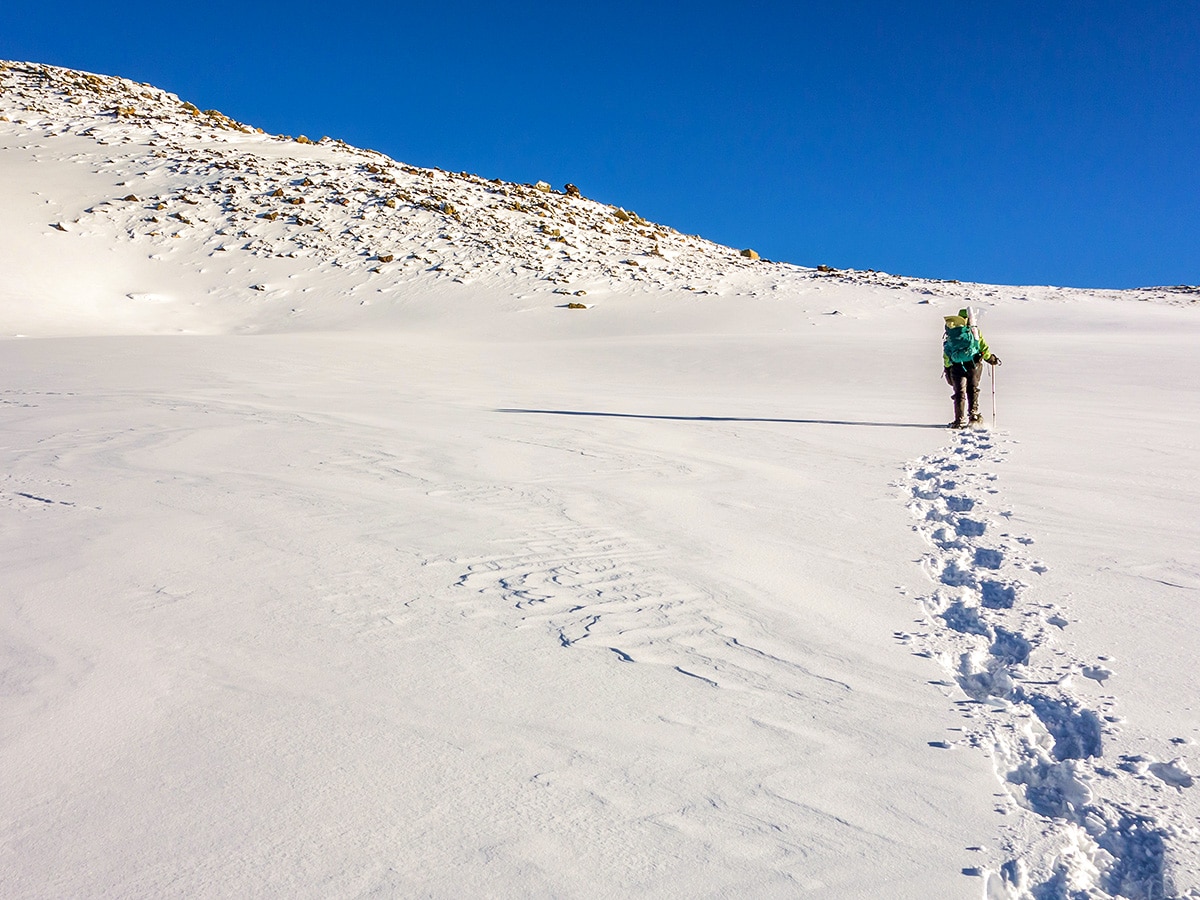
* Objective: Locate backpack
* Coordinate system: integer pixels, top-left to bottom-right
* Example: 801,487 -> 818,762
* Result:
943,317 -> 981,364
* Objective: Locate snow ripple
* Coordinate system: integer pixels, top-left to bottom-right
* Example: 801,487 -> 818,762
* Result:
453,517 -> 852,699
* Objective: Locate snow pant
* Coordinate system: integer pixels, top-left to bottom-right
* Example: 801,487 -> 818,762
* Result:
945,358 -> 982,424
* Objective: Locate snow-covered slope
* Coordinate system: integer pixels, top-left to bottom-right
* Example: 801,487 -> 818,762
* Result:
2,61 -> 1199,899
1,58 -> 776,335
4,59 -> 1195,338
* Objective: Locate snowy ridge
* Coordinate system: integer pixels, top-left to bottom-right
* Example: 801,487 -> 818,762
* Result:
0,59 -> 773,308
903,430 -> 1200,898
3,58 -> 1197,338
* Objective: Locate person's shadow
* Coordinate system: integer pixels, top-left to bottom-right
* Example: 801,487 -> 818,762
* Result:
497,409 -> 945,429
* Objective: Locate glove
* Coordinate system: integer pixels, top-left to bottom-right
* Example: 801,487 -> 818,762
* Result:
988,356 -> 1001,366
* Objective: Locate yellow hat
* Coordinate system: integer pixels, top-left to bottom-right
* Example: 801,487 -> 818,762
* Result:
944,315 -> 968,328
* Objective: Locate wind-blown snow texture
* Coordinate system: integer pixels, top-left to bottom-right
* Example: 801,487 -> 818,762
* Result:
2,61 -> 1199,899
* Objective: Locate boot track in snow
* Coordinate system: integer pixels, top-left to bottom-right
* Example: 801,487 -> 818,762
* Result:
902,430 -> 1199,899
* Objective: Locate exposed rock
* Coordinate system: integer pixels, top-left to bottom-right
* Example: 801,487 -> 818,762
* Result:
740,248 -> 760,260
377,254 -> 394,263
0,61 -> 842,298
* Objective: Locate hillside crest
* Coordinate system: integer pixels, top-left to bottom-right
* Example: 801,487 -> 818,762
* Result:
1,60 -> 1192,336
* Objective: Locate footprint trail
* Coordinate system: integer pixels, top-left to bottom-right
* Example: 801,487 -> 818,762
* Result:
902,429 -> 1200,899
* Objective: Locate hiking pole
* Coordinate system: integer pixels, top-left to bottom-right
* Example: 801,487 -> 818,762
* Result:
990,362 -> 997,428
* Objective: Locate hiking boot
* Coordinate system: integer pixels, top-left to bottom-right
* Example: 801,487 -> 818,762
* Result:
969,412 -> 983,425
948,419 -> 969,429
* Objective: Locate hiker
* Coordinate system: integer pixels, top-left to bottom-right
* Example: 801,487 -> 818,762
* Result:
943,307 -> 1001,428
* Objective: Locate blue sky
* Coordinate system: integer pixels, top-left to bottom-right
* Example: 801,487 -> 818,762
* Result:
4,1 -> 1197,288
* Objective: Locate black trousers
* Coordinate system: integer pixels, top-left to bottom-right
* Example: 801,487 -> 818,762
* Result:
946,358 -> 982,421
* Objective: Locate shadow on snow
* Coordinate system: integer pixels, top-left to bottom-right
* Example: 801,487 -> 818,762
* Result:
497,409 -> 946,429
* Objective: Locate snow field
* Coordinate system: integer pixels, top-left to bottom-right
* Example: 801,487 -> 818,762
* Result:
2,59 -> 1200,898
2,331 -> 1000,898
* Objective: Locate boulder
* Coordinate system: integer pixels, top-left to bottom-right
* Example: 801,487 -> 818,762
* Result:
740,248 -> 760,260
